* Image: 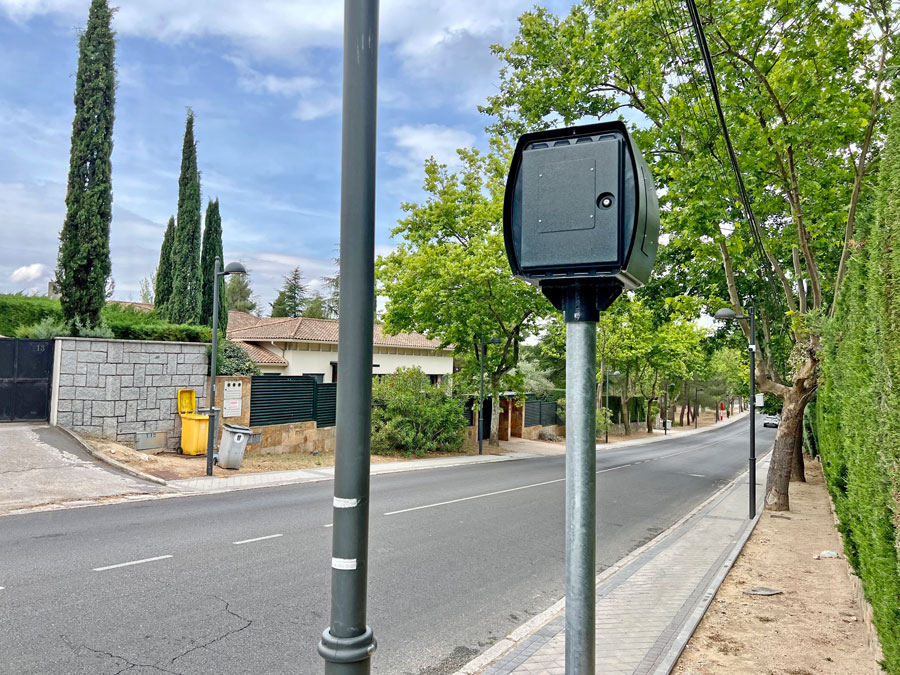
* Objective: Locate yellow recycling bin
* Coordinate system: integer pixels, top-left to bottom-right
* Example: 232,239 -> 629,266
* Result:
177,389 -> 209,455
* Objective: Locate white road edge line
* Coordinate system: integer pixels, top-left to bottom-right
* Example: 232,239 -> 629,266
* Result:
233,534 -> 283,545
93,555 -> 173,572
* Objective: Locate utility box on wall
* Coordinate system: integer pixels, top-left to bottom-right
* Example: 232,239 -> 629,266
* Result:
503,120 -> 660,313
223,379 -> 243,418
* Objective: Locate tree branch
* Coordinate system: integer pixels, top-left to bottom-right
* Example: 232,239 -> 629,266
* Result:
830,46 -> 887,316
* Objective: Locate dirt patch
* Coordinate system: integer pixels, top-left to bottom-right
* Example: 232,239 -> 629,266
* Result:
672,458 -> 882,675
82,436 -> 506,481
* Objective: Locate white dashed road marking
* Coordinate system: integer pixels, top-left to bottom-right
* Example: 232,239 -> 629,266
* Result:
233,534 -> 283,545
93,555 -> 173,572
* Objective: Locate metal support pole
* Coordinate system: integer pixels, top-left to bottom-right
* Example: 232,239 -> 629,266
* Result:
478,338 -> 485,455
205,256 -> 220,477
694,387 -> 699,429
565,311 -> 597,674
749,306 -> 756,520
319,0 -> 379,671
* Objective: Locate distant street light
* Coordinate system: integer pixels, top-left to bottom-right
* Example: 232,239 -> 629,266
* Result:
714,305 -> 757,519
664,382 -> 675,435
605,368 -> 621,444
694,387 -> 703,429
205,258 -> 247,477
479,336 -> 502,455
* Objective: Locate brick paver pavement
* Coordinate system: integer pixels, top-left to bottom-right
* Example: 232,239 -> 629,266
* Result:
468,457 -> 769,675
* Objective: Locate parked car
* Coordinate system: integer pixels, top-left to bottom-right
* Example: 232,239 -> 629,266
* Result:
763,415 -> 780,428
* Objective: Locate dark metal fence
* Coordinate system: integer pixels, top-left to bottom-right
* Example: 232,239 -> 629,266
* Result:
249,376 -> 340,428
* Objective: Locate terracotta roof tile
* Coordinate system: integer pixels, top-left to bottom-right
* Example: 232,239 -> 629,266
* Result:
226,315 -> 444,349
234,341 -> 288,366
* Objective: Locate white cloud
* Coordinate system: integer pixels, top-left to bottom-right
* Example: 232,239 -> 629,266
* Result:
294,95 -> 341,122
385,123 -> 476,192
0,0 -> 561,113
10,262 -> 48,282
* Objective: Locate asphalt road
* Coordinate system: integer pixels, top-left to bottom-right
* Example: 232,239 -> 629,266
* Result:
0,416 -> 775,675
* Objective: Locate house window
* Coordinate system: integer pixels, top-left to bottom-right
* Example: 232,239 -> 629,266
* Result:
429,374 -> 442,386
330,361 -> 338,383
303,373 -> 324,384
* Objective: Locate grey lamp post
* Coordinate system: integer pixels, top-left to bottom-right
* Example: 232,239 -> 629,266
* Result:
205,258 -> 247,477
714,306 -> 756,519
479,337 -> 502,455
694,387 -> 703,429
604,369 -> 621,444
664,383 -> 675,435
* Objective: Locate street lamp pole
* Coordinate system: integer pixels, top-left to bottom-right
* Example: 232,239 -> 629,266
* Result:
319,1 -> 380,671
694,387 -> 702,429
205,257 -> 246,477
748,306 -> 756,519
604,368 -> 620,444
479,338 -> 485,456
478,337 -> 501,455
714,305 -> 757,520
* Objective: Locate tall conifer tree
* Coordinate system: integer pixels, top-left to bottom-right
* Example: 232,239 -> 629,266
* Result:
57,0 -> 116,330
199,199 -> 227,330
167,109 -> 202,324
154,216 -> 176,310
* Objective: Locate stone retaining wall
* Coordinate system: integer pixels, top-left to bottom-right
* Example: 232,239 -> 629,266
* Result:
51,337 -> 208,449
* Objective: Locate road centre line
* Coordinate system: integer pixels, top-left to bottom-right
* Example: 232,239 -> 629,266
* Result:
233,534 -> 283,545
384,429 -> 744,517
93,555 -> 173,572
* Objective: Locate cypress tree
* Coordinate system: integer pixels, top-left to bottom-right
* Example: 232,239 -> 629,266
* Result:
270,267 -> 306,317
199,199 -> 227,330
154,216 -> 176,310
56,0 -> 116,331
167,109 -> 202,324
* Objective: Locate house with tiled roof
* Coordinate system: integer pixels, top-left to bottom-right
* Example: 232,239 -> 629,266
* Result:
226,311 -> 453,383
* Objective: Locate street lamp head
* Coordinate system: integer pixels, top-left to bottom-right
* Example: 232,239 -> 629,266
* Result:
223,261 -> 248,276
713,308 -> 737,321
612,370 -> 621,376
488,337 -> 502,345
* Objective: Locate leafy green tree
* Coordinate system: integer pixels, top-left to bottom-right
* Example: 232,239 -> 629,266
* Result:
270,266 -> 306,317
377,147 -> 552,446
486,0 -> 896,509
167,109 -> 202,324
371,368 -> 466,456
199,199 -> 226,330
154,216 -> 175,309
139,273 -> 155,305
215,340 -> 261,376
224,272 -> 256,315
301,292 -> 335,319
56,0 -> 116,332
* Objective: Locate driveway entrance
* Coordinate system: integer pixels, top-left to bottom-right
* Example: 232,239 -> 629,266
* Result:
0,338 -> 53,422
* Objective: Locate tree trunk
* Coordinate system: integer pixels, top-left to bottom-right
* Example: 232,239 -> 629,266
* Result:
489,391 -> 501,447
764,388 -> 807,510
646,398 -> 655,434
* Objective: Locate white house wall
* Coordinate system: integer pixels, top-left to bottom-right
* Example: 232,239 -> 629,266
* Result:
253,341 -> 453,382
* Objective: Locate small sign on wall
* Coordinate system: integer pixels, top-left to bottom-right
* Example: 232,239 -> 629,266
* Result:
223,380 -> 243,418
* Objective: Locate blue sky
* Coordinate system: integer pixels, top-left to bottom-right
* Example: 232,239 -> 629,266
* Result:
0,0 -> 570,310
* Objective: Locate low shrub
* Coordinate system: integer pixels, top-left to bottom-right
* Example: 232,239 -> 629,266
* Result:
371,367 -> 466,456
214,340 -> 260,376
14,316 -> 67,339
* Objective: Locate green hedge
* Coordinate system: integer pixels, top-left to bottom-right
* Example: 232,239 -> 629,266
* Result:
0,294 -> 62,336
1,295 -> 210,343
817,100 -> 900,673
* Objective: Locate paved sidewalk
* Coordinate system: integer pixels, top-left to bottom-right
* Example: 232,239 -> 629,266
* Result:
0,424 -> 168,514
458,453 -> 769,675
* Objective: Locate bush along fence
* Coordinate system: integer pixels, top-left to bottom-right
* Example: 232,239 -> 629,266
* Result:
814,100 -> 900,672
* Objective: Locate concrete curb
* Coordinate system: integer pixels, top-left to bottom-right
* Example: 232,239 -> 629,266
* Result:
453,443 -> 773,675
56,426 -> 169,486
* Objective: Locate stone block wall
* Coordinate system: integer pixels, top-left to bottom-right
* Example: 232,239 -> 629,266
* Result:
51,338 -> 208,449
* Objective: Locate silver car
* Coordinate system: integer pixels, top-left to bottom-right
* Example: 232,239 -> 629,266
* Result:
763,415 -> 780,428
